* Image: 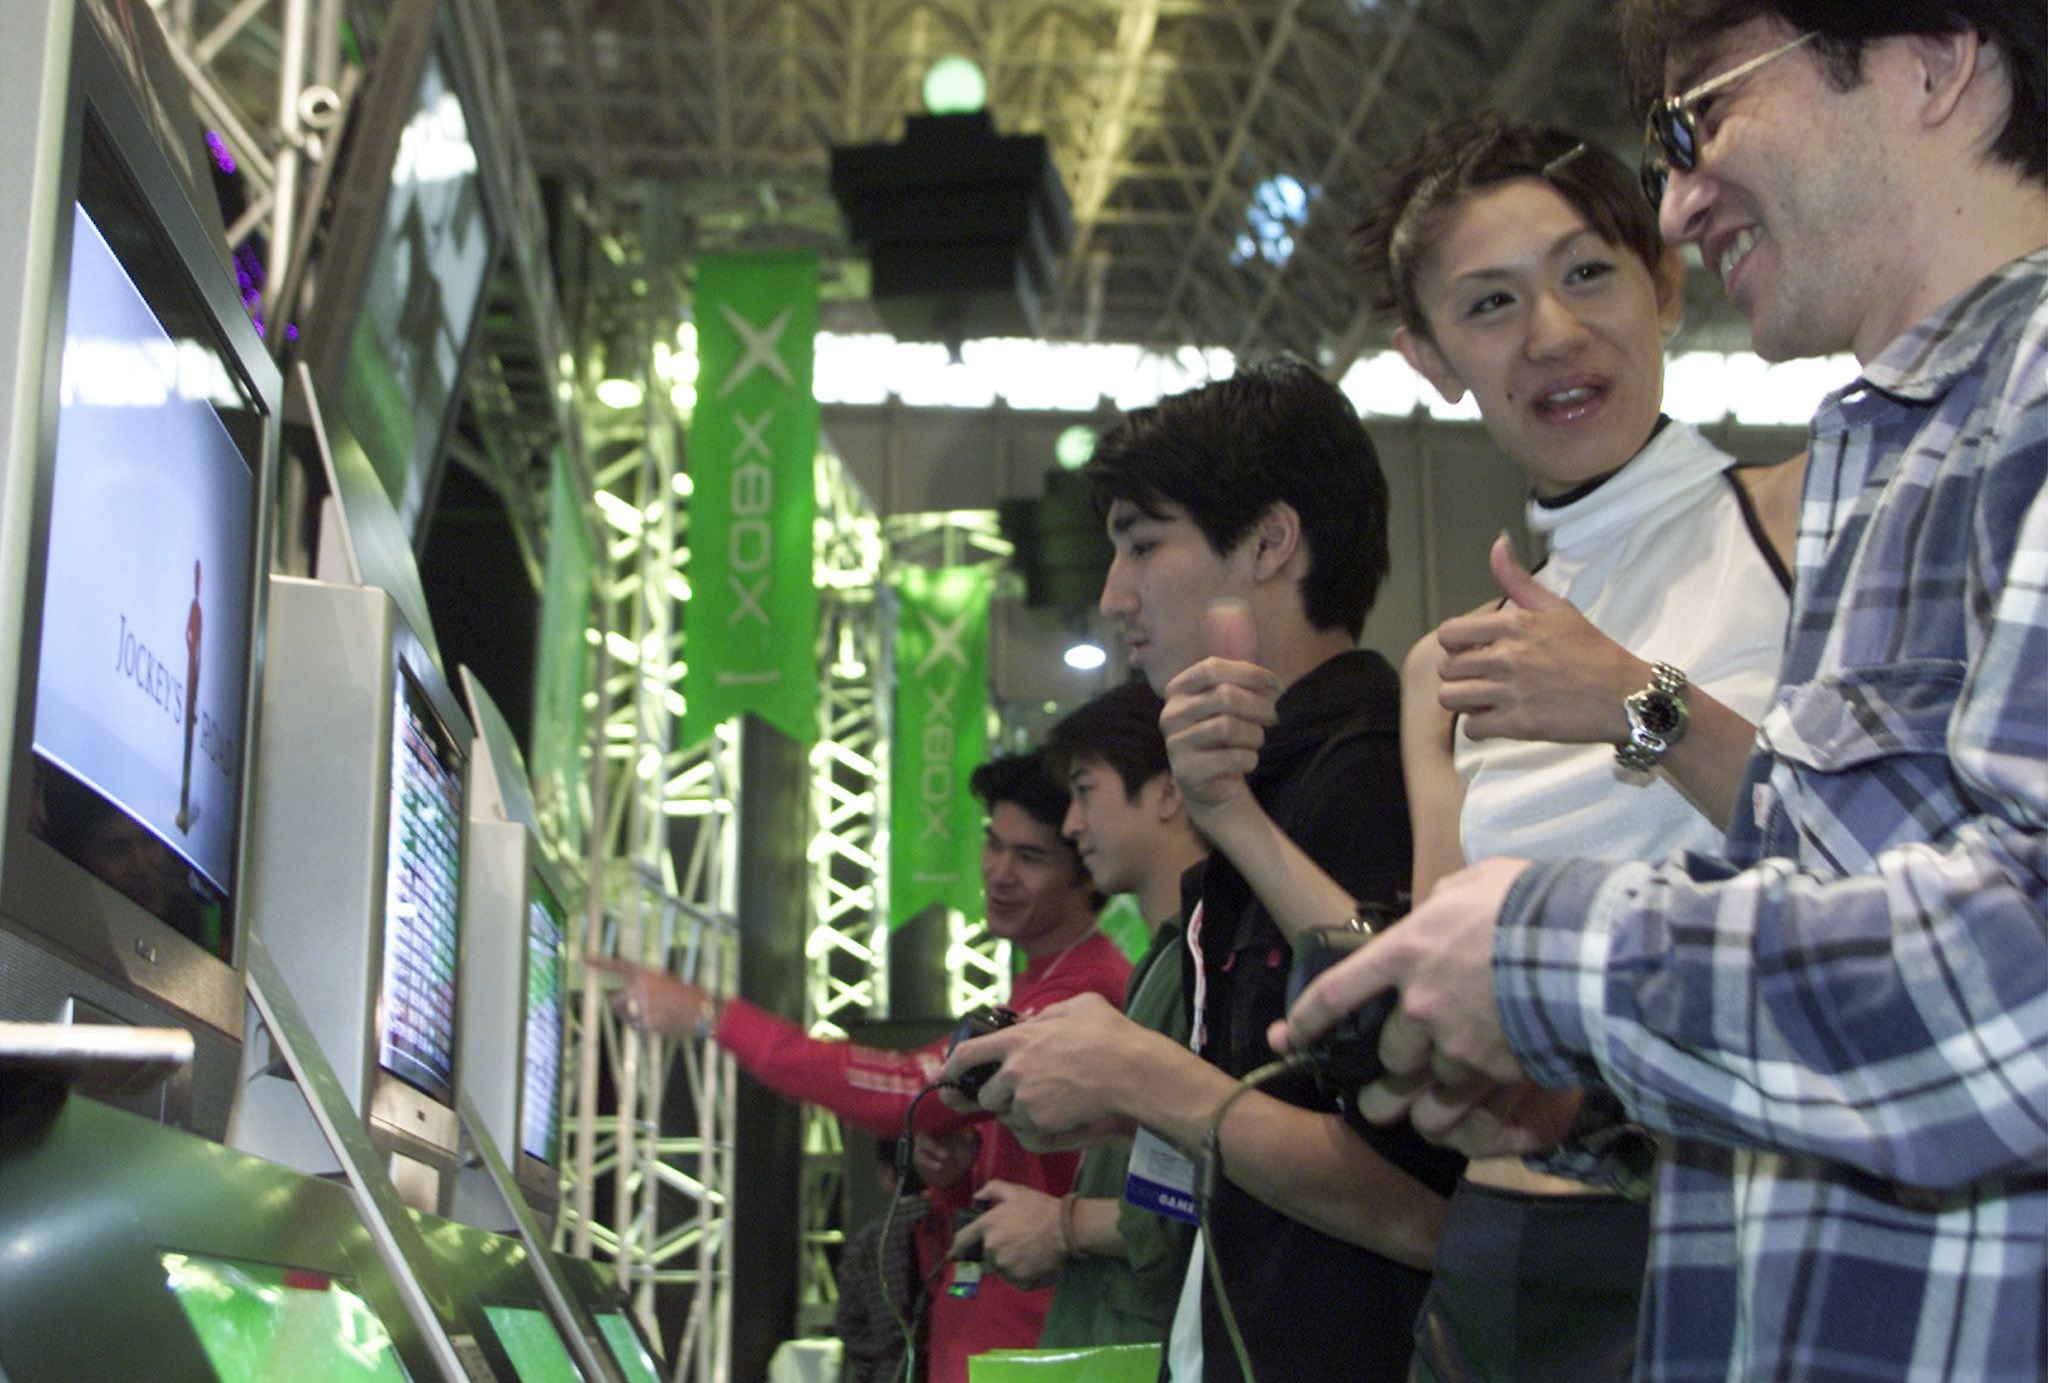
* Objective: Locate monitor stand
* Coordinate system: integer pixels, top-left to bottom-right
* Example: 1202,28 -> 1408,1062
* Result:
241,933 -> 485,1382
457,1092 -> 621,1383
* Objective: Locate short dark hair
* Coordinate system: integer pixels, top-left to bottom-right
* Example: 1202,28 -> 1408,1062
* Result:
1621,1 -> 2048,187
1355,115 -> 1668,341
1083,357 -> 1390,639
969,749 -> 1072,839
969,749 -> 1101,908
1044,678 -> 1169,800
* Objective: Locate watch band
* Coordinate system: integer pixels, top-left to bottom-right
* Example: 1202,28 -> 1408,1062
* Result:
1617,662 -> 1689,772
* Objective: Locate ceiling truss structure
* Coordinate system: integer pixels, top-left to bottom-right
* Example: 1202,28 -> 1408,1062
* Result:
492,0 -> 1738,364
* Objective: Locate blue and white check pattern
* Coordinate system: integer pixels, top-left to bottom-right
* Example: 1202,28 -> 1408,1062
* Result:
1495,247 -> 2048,1381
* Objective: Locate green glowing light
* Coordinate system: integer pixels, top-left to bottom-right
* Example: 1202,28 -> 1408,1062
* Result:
1054,425 -> 1097,471
923,57 -> 987,115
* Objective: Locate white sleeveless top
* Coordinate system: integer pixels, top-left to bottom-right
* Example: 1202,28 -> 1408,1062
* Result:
1456,422 -> 1791,865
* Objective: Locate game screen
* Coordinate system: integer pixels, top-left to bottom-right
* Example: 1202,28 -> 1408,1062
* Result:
481,1304 -> 583,1383
376,669 -> 462,1103
520,868 -> 567,1165
593,1311 -> 660,1383
332,46 -> 492,524
160,1250 -> 410,1382
30,194 -> 258,959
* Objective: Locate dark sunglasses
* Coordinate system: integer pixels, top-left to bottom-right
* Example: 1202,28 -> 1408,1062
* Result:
1639,30 -> 1816,208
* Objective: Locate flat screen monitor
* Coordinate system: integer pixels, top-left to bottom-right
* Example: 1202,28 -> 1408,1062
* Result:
0,1095 -> 443,1382
32,201 -> 255,953
234,576 -> 470,1193
0,1 -> 275,1139
481,1303 -> 584,1383
161,1251 -> 411,1382
377,665 -> 463,1106
297,0 -> 500,543
592,1310 -> 660,1383
520,864 -> 567,1167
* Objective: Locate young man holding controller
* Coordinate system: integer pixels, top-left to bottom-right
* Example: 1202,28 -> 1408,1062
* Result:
946,359 -> 1460,1381
949,678 -> 1209,1348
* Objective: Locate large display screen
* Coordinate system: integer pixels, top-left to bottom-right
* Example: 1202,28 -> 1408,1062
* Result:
160,1250 -> 410,1382
520,868 -> 566,1165
376,668 -> 463,1103
593,1311 -> 660,1383
332,46 -> 492,524
29,196 -> 258,958
481,1304 -> 583,1383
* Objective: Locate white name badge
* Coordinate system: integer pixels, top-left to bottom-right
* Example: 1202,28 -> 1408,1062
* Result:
1125,1128 -> 1200,1225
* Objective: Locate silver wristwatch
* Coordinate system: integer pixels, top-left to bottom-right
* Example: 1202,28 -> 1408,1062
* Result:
1617,662 -> 1689,771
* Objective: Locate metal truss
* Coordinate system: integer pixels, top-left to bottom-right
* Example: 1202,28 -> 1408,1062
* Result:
791,447 -> 890,1328
561,385 -> 746,1381
491,0 -> 1684,364
147,0 -> 345,333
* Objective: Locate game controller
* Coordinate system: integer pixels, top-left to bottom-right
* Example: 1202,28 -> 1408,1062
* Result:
946,1004 -> 1018,1100
1286,915 -> 1398,1102
950,1199 -> 994,1259
948,1198 -> 996,1297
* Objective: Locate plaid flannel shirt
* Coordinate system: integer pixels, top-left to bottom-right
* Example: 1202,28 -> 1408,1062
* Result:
1495,246 -> 2048,1380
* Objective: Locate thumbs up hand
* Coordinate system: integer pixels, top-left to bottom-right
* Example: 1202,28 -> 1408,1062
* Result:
1435,535 -> 1649,745
1487,534 -> 1565,614
1158,600 -> 1283,815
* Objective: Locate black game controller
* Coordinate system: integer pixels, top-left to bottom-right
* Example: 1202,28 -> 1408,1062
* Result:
946,1005 -> 1019,1100
950,1199 -> 994,1260
1286,914 -> 1399,1102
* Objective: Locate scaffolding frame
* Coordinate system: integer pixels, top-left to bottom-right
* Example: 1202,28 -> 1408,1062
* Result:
558,393 -> 741,1381
789,450 -> 889,1329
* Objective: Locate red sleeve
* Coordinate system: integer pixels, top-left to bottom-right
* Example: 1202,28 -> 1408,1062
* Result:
713,998 -> 979,1138
712,934 -> 1130,1141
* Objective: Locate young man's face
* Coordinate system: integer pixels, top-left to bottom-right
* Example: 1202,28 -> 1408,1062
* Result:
1653,16 -> 1900,362
1099,497 -> 1259,693
980,800 -> 1093,947
1062,755 -> 1173,900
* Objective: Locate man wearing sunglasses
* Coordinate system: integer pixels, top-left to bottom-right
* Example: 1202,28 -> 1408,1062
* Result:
1282,3 -> 2048,1379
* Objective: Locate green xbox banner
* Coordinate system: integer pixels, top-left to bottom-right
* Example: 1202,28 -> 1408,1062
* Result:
890,565 -> 993,927
682,251 -> 820,747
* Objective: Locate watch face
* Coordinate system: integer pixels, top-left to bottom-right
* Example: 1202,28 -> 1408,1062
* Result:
1636,690 -> 1684,737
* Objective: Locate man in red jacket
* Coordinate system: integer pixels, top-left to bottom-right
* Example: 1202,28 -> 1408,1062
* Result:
603,748 -> 1131,1381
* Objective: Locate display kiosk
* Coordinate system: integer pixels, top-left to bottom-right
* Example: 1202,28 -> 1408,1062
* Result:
0,1094 -> 445,1381
233,570 -> 473,1210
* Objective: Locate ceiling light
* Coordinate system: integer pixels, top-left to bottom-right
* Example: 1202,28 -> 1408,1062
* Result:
923,57 -> 987,115
1055,425 -> 1096,471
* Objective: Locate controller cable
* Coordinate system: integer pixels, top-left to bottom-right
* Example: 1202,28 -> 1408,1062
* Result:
880,1081 -> 954,1383
1197,1052 -> 1318,1383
